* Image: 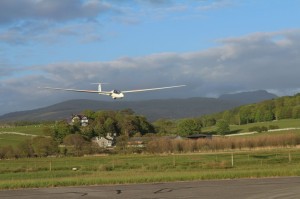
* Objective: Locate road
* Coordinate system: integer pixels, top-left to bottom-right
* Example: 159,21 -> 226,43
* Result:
1,177 -> 300,199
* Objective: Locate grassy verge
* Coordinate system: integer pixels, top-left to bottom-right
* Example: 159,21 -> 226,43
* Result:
1,148 -> 300,189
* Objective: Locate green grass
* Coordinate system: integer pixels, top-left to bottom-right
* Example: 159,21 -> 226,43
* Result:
0,134 -> 29,147
0,125 -> 46,147
0,125 -> 46,135
1,119 -> 300,148
202,118 -> 300,134
1,149 -> 300,189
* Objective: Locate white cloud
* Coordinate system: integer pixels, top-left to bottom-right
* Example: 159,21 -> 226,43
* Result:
0,1 -> 234,45
1,29 -> 300,114
29,29 -> 300,93
0,0 -> 111,24
196,0 -> 233,11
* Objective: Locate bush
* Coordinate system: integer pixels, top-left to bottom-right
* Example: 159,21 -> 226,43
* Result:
146,133 -> 300,153
249,126 -> 261,132
269,125 -> 279,130
248,126 -> 268,133
260,126 -> 268,132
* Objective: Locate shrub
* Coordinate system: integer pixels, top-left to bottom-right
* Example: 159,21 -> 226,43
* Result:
248,126 -> 268,133
269,125 -> 279,130
249,126 -> 262,132
146,133 -> 300,153
260,126 -> 268,132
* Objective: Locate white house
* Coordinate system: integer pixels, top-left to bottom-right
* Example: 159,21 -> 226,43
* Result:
92,134 -> 115,148
71,114 -> 89,126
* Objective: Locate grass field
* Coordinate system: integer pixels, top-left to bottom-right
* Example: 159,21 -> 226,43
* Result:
202,118 -> 300,134
1,120 -> 300,190
1,119 -> 300,147
1,148 -> 300,189
0,125 -> 45,135
0,125 -> 46,147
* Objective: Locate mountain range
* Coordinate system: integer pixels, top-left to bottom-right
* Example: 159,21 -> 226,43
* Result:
0,90 -> 277,122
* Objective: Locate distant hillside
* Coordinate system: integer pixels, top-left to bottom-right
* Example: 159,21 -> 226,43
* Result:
218,90 -> 277,104
0,90 -> 277,122
204,92 -> 300,126
0,98 -> 240,122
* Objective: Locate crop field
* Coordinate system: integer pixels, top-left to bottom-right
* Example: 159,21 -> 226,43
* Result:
1,148 -> 300,189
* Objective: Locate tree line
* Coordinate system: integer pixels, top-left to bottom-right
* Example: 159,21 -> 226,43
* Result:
204,93 -> 300,126
2,93 -> 300,158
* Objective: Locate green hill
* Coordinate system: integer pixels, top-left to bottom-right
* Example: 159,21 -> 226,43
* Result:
0,90 -> 277,122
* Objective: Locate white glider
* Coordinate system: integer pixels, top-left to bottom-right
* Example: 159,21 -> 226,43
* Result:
40,83 -> 186,99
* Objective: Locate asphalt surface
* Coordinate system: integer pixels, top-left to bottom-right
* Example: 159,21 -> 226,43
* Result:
1,177 -> 300,199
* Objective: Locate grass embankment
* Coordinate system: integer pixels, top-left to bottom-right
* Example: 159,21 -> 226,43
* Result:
1,148 -> 300,189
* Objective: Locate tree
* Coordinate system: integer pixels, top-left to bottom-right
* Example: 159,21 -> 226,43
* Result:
177,119 -> 201,136
80,125 -> 96,139
153,119 -> 174,134
31,136 -> 58,157
63,134 -> 87,156
136,116 -> 155,135
239,106 -> 254,124
292,106 -> 300,118
0,145 -> 15,159
222,110 -> 232,123
18,139 -> 34,157
52,120 -> 74,143
119,115 -> 139,136
115,135 -> 129,152
82,109 -> 96,120
201,116 -> 216,127
104,118 -> 119,136
216,120 -> 230,135
63,134 -> 86,149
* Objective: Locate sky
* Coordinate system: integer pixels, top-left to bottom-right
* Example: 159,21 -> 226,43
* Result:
1,0 -> 300,115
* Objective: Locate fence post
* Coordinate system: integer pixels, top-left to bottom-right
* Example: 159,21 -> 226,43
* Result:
173,155 -> 176,167
231,153 -> 234,167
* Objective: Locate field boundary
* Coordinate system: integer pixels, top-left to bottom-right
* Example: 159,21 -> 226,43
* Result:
0,132 -> 39,137
225,127 -> 300,137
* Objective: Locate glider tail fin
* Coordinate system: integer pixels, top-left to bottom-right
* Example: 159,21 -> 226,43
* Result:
91,82 -> 109,92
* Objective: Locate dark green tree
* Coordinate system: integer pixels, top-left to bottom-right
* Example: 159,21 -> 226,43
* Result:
63,134 -> 87,156
80,125 -> 96,139
31,136 -> 58,157
216,119 -> 230,135
104,118 -> 119,136
136,116 -> 155,135
52,120 -> 74,143
177,119 -> 201,136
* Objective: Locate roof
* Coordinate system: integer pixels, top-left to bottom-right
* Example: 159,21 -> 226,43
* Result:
187,134 -> 212,139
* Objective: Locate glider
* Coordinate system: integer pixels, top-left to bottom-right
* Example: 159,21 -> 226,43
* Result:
40,83 -> 186,99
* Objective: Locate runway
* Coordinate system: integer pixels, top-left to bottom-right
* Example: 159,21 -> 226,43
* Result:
1,177 -> 300,199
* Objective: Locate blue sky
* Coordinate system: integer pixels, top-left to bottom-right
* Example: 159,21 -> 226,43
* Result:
1,0 -> 300,115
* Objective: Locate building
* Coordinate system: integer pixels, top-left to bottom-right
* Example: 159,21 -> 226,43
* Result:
186,134 -> 212,140
71,114 -> 89,126
127,137 -> 153,148
92,134 -> 115,148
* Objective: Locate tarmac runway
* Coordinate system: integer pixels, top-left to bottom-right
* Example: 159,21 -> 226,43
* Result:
1,177 -> 300,199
